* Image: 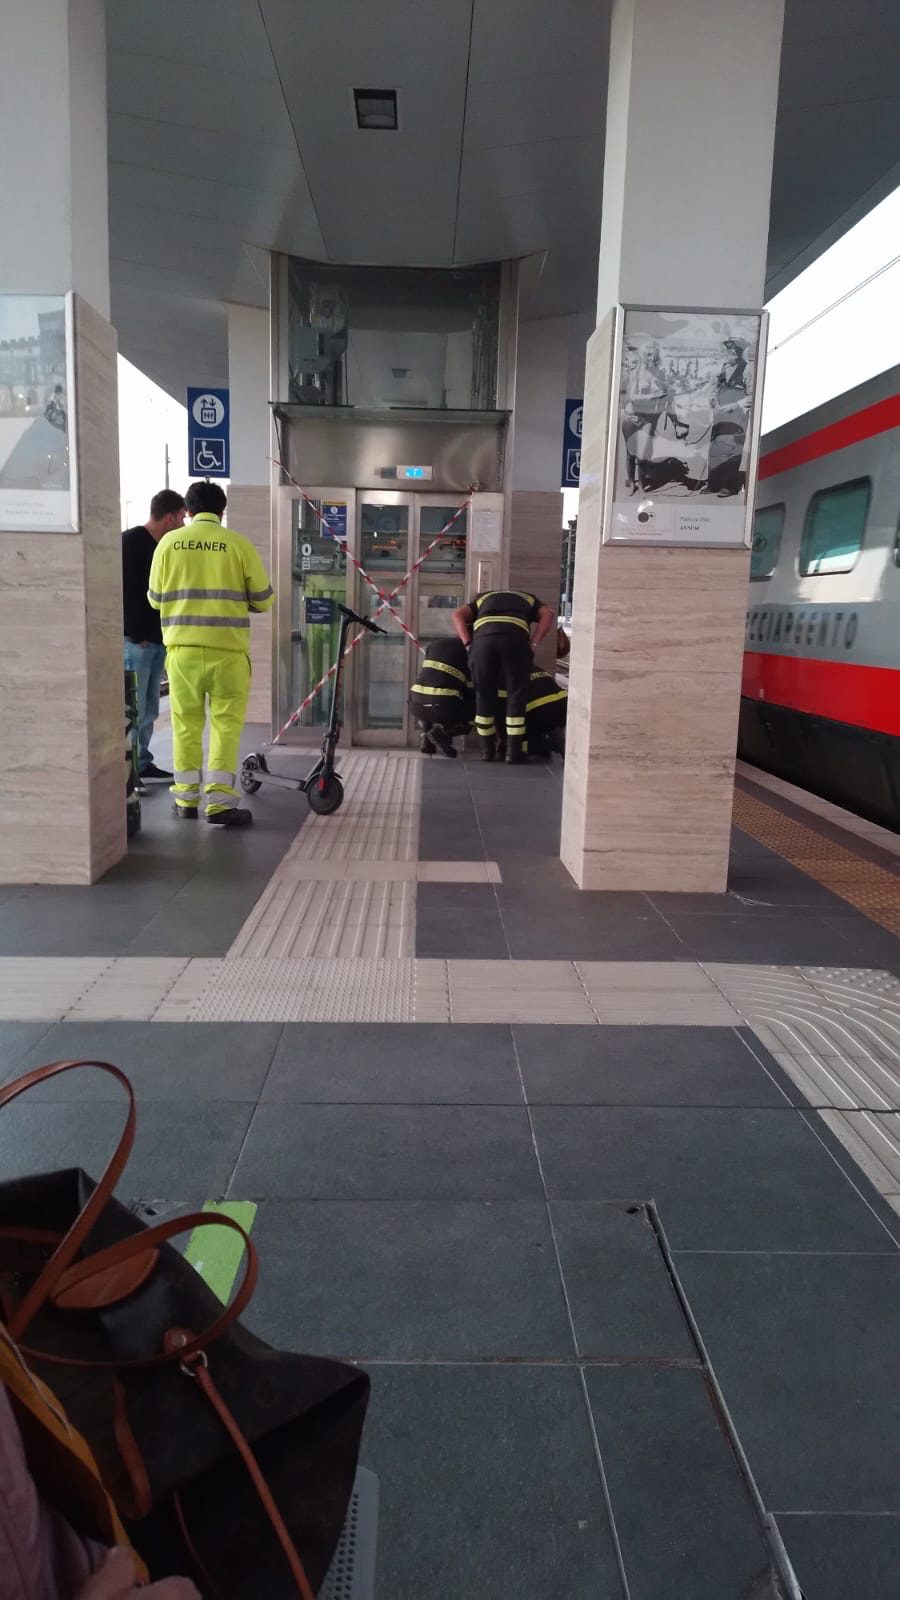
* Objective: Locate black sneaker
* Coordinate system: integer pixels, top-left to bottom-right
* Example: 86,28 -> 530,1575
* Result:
172,803 -> 198,819
141,763 -> 173,781
207,808 -> 254,828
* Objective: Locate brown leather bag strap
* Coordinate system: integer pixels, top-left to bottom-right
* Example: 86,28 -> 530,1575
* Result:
0,1060 -> 137,1340
18,1210 -> 258,1369
181,1349 -> 316,1600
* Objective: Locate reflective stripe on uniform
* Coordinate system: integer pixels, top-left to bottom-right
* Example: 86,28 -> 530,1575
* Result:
163,614 -> 250,628
475,715 -> 496,732
475,591 -> 535,610
149,588 -> 248,603
526,691 -> 567,712
473,614 -> 530,632
411,684 -> 462,697
174,769 -> 202,784
205,769 -> 236,787
506,717 -> 526,731
205,792 -> 239,811
247,585 -> 274,603
426,660 -> 470,686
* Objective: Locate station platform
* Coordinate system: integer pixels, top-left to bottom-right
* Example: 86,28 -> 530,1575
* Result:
1,735 -> 899,1598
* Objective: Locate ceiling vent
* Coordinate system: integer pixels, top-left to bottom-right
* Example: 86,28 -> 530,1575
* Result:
354,89 -> 398,131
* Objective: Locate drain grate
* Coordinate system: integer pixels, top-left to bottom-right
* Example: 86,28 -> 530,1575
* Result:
320,1466 -> 379,1600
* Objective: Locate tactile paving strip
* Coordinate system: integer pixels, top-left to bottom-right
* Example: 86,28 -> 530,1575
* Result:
181,957 -> 419,1022
732,787 -> 900,934
228,753 -> 422,958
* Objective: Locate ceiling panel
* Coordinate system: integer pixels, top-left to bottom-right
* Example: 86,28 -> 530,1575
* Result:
102,0 -> 900,399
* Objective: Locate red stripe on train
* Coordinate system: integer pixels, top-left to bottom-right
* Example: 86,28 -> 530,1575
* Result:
759,393 -> 900,480
742,652 -> 900,737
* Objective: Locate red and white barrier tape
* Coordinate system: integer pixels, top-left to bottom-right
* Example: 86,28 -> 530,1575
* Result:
267,459 -> 471,746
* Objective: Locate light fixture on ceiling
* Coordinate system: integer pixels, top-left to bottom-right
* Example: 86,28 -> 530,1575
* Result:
354,88 -> 398,131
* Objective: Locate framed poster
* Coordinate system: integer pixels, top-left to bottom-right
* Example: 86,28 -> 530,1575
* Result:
603,305 -> 766,548
0,293 -> 77,532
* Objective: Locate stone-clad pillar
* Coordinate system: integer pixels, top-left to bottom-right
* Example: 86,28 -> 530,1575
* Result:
0,0 -> 123,883
561,0 -> 785,891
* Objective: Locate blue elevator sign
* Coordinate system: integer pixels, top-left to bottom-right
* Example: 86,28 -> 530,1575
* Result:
187,387 -> 230,478
561,398 -> 583,488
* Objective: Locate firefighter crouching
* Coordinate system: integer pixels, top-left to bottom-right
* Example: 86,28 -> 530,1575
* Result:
498,669 -> 567,760
410,637 -> 475,759
148,480 -> 274,827
452,588 -> 555,763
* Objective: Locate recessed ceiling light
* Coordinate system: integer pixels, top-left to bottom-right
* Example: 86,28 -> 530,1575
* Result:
354,88 -> 398,131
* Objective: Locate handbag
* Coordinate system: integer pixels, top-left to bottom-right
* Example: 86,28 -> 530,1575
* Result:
0,1059 -> 370,1598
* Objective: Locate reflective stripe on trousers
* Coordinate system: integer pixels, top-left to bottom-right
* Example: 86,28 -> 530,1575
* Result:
166,646 -> 250,816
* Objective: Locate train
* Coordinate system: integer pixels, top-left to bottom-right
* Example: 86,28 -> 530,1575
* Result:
740,363 -> 900,829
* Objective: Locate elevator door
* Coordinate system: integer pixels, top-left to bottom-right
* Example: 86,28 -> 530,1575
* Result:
352,493 -> 470,745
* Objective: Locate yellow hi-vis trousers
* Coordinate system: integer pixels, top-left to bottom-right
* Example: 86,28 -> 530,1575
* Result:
166,646 -> 250,816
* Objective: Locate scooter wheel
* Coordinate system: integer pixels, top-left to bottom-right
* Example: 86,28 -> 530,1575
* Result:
240,755 -> 263,795
307,773 -> 344,815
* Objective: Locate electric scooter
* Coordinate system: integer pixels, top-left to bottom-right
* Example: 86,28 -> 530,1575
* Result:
239,603 -> 386,817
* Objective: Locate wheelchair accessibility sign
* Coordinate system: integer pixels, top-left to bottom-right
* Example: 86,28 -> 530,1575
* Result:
187,387 -> 230,478
561,398 -> 583,488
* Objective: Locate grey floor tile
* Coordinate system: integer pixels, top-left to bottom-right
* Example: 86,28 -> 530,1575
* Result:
586,1366 -> 771,1599
514,1025 -> 790,1107
231,1104 -> 543,1199
264,1023 -> 520,1103
415,884 -> 509,958
0,1021 -> 56,1080
551,1202 -> 695,1359
360,1365 -> 621,1599
531,1106 -> 897,1250
820,916 -> 900,975
17,1022 -> 282,1100
661,912 -> 872,965
0,1100 -> 252,1201
676,1253 -> 900,1513
499,897 -> 686,961
777,1514 -> 900,1600
244,1199 -> 572,1359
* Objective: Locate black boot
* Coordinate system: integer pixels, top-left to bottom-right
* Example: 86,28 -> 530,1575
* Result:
419,733 -> 436,755
479,736 -> 496,762
431,725 -> 457,759
505,737 -> 525,765
207,808 -> 254,828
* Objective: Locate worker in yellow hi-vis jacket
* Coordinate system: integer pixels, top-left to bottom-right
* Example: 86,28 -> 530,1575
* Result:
148,481 -> 274,828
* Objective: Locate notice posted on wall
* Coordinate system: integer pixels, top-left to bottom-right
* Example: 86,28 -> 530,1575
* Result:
605,306 -> 763,548
0,294 -> 76,532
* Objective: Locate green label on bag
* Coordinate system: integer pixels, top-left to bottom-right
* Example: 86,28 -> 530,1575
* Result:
184,1201 -> 257,1305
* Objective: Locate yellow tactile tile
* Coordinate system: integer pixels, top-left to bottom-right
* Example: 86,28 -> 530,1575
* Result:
733,788 -> 900,938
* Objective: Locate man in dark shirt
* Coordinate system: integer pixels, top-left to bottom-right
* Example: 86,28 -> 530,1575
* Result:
122,489 -> 186,783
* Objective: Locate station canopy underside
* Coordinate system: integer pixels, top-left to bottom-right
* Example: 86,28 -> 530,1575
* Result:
106,0 -> 900,399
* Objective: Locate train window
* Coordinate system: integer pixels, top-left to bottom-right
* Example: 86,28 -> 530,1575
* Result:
799,477 -> 871,576
750,504 -> 784,580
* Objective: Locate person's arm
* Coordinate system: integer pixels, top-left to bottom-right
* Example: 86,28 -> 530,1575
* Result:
244,540 -> 274,613
146,545 -> 163,611
452,603 -> 475,646
530,604 -> 555,649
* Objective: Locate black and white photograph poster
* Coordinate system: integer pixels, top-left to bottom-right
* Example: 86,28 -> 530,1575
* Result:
607,307 -> 764,547
0,295 -> 74,532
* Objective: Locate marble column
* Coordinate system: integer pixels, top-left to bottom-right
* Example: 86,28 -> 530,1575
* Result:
226,302 -> 274,728
561,0 -> 785,891
0,0 -> 123,883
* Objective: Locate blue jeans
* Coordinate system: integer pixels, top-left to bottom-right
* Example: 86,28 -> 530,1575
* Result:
124,640 -> 166,771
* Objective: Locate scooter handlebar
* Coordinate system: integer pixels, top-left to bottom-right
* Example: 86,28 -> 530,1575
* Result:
338,603 -> 387,634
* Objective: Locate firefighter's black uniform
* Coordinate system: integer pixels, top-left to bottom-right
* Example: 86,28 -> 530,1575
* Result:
409,638 -> 475,758
468,589 -> 545,762
498,669 -> 567,759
